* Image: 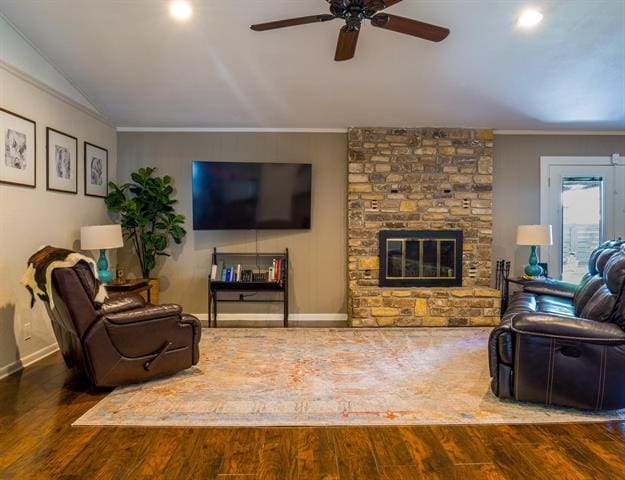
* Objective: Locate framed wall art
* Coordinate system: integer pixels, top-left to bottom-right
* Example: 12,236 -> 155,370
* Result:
46,127 -> 78,193
0,108 -> 36,187
84,142 -> 108,198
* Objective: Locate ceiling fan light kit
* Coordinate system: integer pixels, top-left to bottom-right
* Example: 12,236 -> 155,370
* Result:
250,0 -> 450,62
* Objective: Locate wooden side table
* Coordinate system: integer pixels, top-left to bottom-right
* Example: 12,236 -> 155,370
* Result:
106,279 -> 152,303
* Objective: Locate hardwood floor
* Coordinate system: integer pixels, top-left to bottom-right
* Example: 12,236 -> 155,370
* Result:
2,353 -> 625,479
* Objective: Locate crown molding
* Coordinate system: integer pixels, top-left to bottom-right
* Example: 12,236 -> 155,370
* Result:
118,127 -> 625,135
116,127 -> 349,133
0,60 -> 113,127
494,129 -> 625,136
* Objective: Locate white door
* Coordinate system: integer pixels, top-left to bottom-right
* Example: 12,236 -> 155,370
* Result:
541,157 -> 625,283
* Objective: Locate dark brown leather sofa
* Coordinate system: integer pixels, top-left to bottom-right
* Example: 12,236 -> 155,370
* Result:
489,241 -> 625,410
45,261 -> 201,387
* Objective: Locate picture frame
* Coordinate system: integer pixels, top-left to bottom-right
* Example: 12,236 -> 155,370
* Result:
84,142 -> 108,198
46,127 -> 78,194
0,108 -> 37,188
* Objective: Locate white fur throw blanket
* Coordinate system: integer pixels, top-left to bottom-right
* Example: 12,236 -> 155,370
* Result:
21,245 -> 108,309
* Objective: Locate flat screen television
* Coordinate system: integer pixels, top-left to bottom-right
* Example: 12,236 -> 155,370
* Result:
192,161 -> 312,230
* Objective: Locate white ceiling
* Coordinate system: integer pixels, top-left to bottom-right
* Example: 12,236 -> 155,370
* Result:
0,0 -> 624,130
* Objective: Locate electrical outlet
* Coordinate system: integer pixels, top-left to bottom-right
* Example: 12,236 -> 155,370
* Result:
23,323 -> 32,341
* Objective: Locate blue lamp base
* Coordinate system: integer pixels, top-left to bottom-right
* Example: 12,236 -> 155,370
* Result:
97,249 -> 113,283
524,245 -> 543,277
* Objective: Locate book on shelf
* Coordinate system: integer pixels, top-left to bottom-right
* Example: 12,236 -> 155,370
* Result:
212,256 -> 286,283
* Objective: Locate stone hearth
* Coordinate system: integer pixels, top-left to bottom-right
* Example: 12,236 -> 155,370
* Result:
347,127 -> 500,327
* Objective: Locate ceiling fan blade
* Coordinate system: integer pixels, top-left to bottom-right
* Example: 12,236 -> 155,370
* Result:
371,14 -> 450,42
335,26 -> 360,61
251,14 -> 335,32
365,0 -> 403,11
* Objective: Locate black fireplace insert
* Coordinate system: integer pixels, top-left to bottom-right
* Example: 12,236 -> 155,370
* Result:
379,230 -> 463,287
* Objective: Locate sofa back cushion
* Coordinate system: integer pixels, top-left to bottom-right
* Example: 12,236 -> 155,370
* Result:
604,251 -> 625,295
604,251 -> 625,327
596,249 -> 619,275
573,248 -> 621,315
52,266 -> 99,338
587,248 -> 601,275
580,285 -> 617,322
579,250 -> 625,325
574,276 -> 604,315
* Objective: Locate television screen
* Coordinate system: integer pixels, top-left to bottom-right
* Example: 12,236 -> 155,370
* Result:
192,161 -> 312,230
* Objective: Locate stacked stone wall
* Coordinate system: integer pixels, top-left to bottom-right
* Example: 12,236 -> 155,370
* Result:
347,127 -> 500,327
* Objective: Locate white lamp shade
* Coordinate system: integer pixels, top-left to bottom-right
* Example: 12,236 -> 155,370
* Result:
81,224 -> 124,250
516,224 -> 553,246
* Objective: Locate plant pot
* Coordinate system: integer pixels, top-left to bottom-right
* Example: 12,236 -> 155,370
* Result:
147,278 -> 160,304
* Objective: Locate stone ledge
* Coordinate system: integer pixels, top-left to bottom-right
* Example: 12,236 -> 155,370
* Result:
349,287 -> 501,327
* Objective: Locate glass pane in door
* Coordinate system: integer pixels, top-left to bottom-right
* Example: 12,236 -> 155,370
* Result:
561,177 -> 603,283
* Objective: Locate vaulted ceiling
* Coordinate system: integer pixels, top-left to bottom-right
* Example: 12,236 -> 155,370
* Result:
1,0 -> 623,130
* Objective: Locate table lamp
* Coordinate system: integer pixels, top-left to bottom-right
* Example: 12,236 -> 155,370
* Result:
80,224 -> 124,283
516,224 -> 553,277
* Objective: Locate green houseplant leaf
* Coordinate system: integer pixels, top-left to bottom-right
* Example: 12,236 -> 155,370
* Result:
105,168 -> 186,278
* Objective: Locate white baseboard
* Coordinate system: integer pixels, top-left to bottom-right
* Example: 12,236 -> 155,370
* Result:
192,313 -> 348,328
0,343 -> 59,380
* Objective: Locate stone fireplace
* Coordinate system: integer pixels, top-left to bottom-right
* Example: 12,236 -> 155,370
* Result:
347,127 -> 500,327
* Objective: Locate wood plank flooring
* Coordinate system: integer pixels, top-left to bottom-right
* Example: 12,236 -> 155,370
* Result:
2,352 -> 625,479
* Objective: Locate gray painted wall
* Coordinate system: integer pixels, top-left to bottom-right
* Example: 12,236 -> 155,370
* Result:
493,135 -> 625,277
116,132 -> 348,315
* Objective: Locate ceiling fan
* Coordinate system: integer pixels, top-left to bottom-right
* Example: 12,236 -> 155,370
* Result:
250,0 -> 450,62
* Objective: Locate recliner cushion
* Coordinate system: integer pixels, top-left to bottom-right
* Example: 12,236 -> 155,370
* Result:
536,302 -> 576,317
580,285 -> 616,322
596,249 -> 619,276
604,252 -> 625,294
573,272 -> 592,306
537,295 -> 574,307
587,247 -> 604,275
574,276 -> 604,314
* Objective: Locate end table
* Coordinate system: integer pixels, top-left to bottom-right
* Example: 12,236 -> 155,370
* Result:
106,279 -> 152,303
502,276 -> 545,314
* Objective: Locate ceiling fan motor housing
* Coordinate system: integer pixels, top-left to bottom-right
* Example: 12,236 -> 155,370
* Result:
330,0 -> 381,30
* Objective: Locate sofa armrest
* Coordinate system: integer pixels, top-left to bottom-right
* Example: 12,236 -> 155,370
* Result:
98,293 -> 146,316
511,313 -> 625,344
104,304 -> 182,325
522,279 -> 577,299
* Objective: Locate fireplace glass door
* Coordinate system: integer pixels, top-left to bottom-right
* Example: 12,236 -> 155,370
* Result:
380,231 -> 463,287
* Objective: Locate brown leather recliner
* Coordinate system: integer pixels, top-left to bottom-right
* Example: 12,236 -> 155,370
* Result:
489,241 -> 625,410
45,261 -> 201,387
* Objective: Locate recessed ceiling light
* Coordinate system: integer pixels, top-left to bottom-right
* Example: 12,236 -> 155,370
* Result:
170,0 -> 192,22
517,9 -> 543,28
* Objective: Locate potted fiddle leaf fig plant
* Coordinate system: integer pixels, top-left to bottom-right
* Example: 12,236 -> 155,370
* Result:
105,167 -> 186,301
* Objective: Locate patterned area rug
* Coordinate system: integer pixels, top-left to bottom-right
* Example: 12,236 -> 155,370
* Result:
74,328 -> 625,427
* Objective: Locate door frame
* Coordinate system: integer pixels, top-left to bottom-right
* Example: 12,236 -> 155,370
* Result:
540,156 -> 625,279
